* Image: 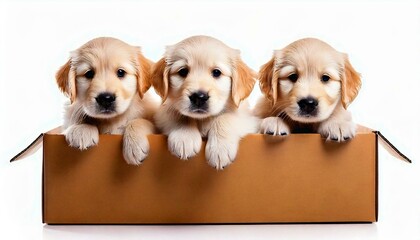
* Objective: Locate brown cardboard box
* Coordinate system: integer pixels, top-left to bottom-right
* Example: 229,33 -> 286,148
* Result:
11,126 -> 410,224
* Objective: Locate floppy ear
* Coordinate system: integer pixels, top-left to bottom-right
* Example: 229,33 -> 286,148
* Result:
56,59 -> 76,103
136,51 -> 153,98
151,57 -> 169,102
341,55 -> 361,109
231,59 -> 256,107
258,57 -> 277,104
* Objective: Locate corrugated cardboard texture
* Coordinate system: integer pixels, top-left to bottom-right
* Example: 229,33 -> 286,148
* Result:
43,132 -> 377,224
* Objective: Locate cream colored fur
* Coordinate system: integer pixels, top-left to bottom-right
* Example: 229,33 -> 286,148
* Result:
152,36 -> 258,169
56,37 -> 158,165
255,38 -> 361,141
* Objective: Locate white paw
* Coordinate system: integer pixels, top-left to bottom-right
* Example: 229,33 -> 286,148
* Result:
65,124 -> 99,150
206,137 -> 239,170
260,117 -> 290,136
318,120 -> 356,142
168,128 -> 202,160
123,130 -> 149,165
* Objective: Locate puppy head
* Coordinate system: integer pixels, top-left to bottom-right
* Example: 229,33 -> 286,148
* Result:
56,37 -> 152,119
259,38 -> 361,123
152,35 -> 255,119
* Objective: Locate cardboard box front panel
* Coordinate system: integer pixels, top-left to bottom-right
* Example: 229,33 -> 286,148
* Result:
42,131 -> 377,224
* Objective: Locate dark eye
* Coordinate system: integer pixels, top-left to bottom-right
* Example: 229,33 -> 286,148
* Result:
84,70 -> 95,79
117,69 -> 126,78
287,73 -> 298,82
321,75 -> 330,82
212,69 -> 222,78
178,68 -> 189,78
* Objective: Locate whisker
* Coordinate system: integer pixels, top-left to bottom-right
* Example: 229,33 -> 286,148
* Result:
278,111 -> 288,120
269,101 -> 291,116
72,105 -> 88,124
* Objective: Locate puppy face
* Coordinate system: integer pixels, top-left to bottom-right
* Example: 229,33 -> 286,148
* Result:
259,38 -> 361,123
56,37 -> 151,119
152,36 -> 255,119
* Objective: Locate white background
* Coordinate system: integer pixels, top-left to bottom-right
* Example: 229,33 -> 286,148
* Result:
0,0 -> 419,239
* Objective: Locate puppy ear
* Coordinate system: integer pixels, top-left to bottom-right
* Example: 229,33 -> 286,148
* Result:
258,57 -> 277,104
56,59 -> 76,103
151,57 -> 169,102
231,59 -> 256,107
341,55 -> 361,109
136,51 -> 153,99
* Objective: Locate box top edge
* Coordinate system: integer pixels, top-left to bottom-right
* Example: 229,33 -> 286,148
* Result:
11,124 -> 411,164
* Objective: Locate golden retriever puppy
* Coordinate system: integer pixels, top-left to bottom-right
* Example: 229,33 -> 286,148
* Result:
152,35 -> 258,169
56,37 -> 158,165
255,38 -> 361,141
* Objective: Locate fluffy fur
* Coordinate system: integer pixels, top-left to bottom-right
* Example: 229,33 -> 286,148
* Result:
255,38 -> 361,141
152,35 -> 258,169
56,37 -> 159,165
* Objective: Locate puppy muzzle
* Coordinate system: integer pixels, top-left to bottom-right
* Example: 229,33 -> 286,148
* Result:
188,91 -> 209,113
298,97 -> 318,116
95,92 -> 116,113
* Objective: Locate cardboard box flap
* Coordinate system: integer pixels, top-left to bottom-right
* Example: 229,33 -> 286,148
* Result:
357,125 -> 411,163
374,131 -> 412,163
10,133 -> 43,162
10,125 -> 411,163
10,127 -> 62,163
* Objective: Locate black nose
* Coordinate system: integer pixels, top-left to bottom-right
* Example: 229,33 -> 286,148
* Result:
189,91 -> 209,108
298,97 -> 318,114
96,93 -> 116,109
